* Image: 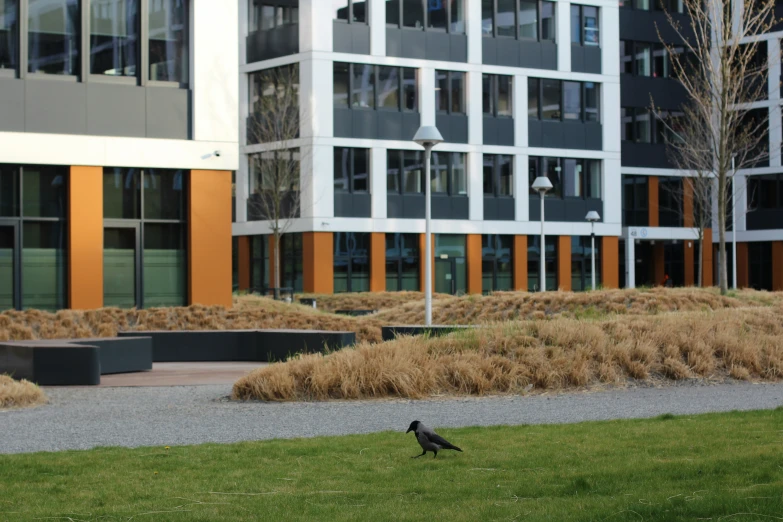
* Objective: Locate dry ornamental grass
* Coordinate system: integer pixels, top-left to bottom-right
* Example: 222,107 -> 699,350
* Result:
0,375 -> 47,409
232,305 -> 783,401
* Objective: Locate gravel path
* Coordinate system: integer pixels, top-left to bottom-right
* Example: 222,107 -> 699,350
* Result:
2,382 -> 782,454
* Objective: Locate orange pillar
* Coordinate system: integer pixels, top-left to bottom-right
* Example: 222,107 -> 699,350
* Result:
737,242 -> 749,289
189,170 -> 233,307
601,236 -> 619,289
370,232 -> 386,292
648,176 -> 659,227
773,242 -> 783,291
467,234 -> 482,294
702,229 -> 714,287
513,235 -> 528,291
684,240 -> 695,286
68,166 -> 104,309
557,236 -> 571,291
303,232 -> 333,293
653,243 -> 665,285
237,236 -> 250,291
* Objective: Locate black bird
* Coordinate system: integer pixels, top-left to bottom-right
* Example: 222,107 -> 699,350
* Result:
406,420 -> 463,458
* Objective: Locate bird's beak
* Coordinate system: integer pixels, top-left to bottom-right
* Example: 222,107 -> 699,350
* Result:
406,428 -> 412,433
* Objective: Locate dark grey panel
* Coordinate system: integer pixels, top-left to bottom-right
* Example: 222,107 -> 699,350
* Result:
335,22 -> 370,55
621,142 -> 673,168
619,9 -> 691,42
585,199 -> 602,216
387,194 -> 402,218
386,28 -> 403,57
541,121 -> 565,148
352,193 -> 371,217
584,123 -> 602,150
426,31 -> 452,62
621,76 -> 687,109
583,46 -> 601,74
334,192 -> 371,218
25,80 -> 87,135
0,77 -> 24,132
571,45 -> 585,73
146,87 -> 190,140
484,116 -> 514,146
482,37 -> 497,64
528,120 -> 543,147
564,199 -> 587,221
529,198 -> 589,222
403,194 -> 425,218
352,24 -> 371,54
401,112 -> 420,141
436,113 -> 468,144
386,28 -> 465,62
352,110 -> 377,139
377,110 -> 403,140
401,29 -> 427,59
86,83 -> 146,137
334,108 -> 353,137
496,38 -> 521,67
563,123 -> 586,149
334,192 -> 351,217
484,197 -> 514,220
431,194 -> 451,218
451,196 -> 469,219
247,25 -> 299,63
483,116 -> 497,145
540,41 -> 558,70
449,34 -> 468,63
747,209 -> 783,230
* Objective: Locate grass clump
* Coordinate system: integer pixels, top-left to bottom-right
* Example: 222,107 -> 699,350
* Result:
0,410 -> 781,521
233,306 -> 783,401
0,374 -> 47,410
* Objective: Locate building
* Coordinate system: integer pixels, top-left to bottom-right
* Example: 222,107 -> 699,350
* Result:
0,0 -> 239,311
234,0 -> 623,295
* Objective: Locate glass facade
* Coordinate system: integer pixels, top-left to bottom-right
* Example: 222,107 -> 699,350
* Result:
527,236 -> 557,291
28,0 -> 80,75
90,0 -> 139,76
334,232 -> 369,293
0,0 -> 17,70
571,236 -> 601,291
149,0 -> 188,83
386,233 -> 419,291
482,234 -> 513,293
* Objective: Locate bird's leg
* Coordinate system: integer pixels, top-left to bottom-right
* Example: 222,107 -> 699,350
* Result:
411,450 -> 426,459
433,451 -> 438,458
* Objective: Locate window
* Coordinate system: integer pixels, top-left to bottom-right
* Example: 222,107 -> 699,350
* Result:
386,233 -> 420,291
622,174 -> 649,226
27,0 -> 79,75
335,62 -> 418,112
621,40 -> 681,78
659,176 -> 683,226
483,155 -> 513,197
482,235 -> 513,293
90,0 -> 139,76
570,4 -> 599,46
635,42 -> 651,76
436,70 -> 465,114
529,157 -> 601,200
388,0 -> 464,31
149,0 -> 188,84
527,236 -> 557,291
483,74 -> 513,117
483,0 -> 555,41
571,236 -> 601,291
334,148 -> 369,193
250,1 -> 298,32
529,78 -> 600,123
248,149 -> 300,198
248,64 -> 300,143
0,0 -> 17,70
625,0 -> 683,13
0,165 -> 68,311
622,106 -> 668,144
333,0 -> 365,23
748,174 -> 783,210
431,152 -> 467,195
334,232 -> 370,293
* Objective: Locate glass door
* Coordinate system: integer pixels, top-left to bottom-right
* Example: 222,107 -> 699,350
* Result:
0,222 -> 18,310
435,258 -> 453,294
103,225 -> 140,308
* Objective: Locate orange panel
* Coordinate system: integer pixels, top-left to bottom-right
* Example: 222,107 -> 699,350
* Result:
513,235 -> 528,291
188,170 -> 232,307
702,229 -> 713,287
68,166 -> 103,310
418,233 -> 435,292
684,240 -> 695,286
737,242 -> 749,289
370,232 -> 386,292
773,242 -> 783,291
467,234 -> 482,294
237,236 -> 250,291
557,236 -> 571,291
303,232 -> 333,293
601,236 -> 619,289
648,176 -> 659,227
268,235 -> 276,290
654,243 -> 665,285
683,180 -> 694,228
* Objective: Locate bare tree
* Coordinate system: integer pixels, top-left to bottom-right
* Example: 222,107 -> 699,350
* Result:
247,65 -> 307,299
656,0 -> 774,294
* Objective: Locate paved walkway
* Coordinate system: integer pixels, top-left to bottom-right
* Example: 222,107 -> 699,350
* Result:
2,381 -> 782,454
98,362 -> 263,387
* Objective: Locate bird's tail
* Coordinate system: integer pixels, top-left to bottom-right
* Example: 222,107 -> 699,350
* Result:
446,444 -> 463,452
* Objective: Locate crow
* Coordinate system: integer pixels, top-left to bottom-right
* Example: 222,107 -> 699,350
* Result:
406,420 -> 463,458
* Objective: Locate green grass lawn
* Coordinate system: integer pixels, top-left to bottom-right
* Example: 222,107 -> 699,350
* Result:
1,410 -> 782,521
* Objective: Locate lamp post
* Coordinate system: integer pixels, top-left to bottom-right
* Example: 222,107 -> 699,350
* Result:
531,176 -> 553,291
413,126 -> 443,326
585,211 -> 601,291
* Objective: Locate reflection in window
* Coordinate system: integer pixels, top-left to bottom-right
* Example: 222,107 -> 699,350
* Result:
497,0 -> 515,37
481,0 -> 493,35
250,1 -> 298,31
386,233 -> 419,292
541,1 -> 555,40
351,63 -> 374,108
23,221 -> 67,311
402,0 -> 423,28
528,78 -> 539,119
0,0 -> 17,70
527,236 -> 557,291
28,0 -> 79,75
542,79 -> 561,120
482,235 -> 513,293
333,62 -> 349,108
584,82 -> 599,122
497,75 -> 512,116
149,0 -> 188,84
334,232 -> 370,293
403,150 -> 423,193
563,81 -> 581,120
402,68 -> 417,111
90,0 -> 139,77
635,42 -> 651,76
378,66 -> 400,109
332,0 -> 348,20
519,0 -> 537,38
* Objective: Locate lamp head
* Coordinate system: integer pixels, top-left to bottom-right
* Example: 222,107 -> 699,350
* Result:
413,126 -> 444,149
531,175 -> 553,194
585,210 -> 601,223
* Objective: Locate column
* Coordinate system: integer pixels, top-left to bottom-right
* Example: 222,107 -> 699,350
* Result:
467,69 -> 483,145
370,232 -> 386,292
625,236 -> 635,288
768,38 -> 781,168
371,146 -> 387,219
369,0 -> 386,56
299,0 -> 333,53
468,152 -> 483,221
513,235 -> 528,291
466,0 -> 483,64
237,236 -> 250,291
558,236 -> 572,291
601,236 -> 619,289
420,67 -> 436,127
514,73 -> 528,147
648,176 -> 659,227
189,170 -> 233,307
737,242 -> 749,288
467,234 -> 482,294
514,154 -> 529,222
702,228 -> 714,286
68,166 -> 103,309
603,158 -> 622,225
772,242 -> 783,291
303,232 -> 334,293
556,0 -> 571,72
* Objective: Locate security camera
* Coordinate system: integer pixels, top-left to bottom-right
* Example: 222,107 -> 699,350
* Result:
214,150 -> 221,157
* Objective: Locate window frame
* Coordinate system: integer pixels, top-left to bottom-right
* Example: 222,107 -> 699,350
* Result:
431,151 -> 468,196
333,147 -> 370,194
435,69 -> 466,115
483,73 -> 513,118
332,0 -> 368,24
570,4 -> 600,47
528,77 -> 600,123
334,62 -> 418,113
385,232 -> 420,292
481,234 -> 513,293
483,154 -> 514,198
528,156 -> 601,201
250,1 -> 299,32
483,0 -> 556,42
333,232 -> 370,293
386,0 -> 464,34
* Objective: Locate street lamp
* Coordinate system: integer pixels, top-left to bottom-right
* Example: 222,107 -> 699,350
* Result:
531,175 -> 553,291
585,211 -> 601,291
413,125 -> 443,326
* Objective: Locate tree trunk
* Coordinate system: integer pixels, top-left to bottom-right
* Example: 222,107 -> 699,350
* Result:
718,174 -> 728,294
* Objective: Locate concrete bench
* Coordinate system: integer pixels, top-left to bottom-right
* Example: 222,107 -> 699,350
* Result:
381,325 -> 474,342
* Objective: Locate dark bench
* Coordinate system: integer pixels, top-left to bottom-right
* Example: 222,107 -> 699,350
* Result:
335,309 -> 377,317
381,325 -> 474,342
